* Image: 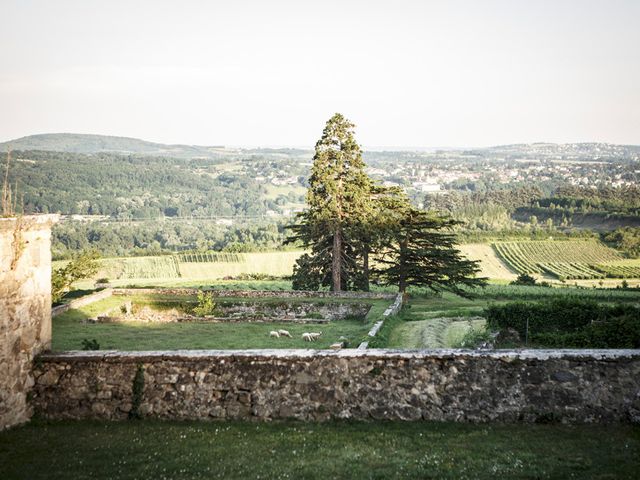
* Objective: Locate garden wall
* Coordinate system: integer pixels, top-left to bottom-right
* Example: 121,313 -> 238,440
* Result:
32,349 -> 640,424
0,214 -> 58,430
113,288 -> 396,300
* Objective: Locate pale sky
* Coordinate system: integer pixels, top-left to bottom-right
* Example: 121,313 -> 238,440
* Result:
1,0 -> 638,147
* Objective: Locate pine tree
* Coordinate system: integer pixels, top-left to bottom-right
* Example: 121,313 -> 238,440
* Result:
288,113 -> 372,291
375,207 -> 486,295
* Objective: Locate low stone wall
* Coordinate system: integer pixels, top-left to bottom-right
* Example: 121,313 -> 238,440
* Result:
51,288 -> 114,317
360,293 -> 404,349
89,302 -> 370,325
113,288 -> 396,300
31,349 -> 640,423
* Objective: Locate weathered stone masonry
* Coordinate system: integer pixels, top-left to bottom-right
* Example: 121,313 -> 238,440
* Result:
1,214 -> 58,430
32,349 -> 640,423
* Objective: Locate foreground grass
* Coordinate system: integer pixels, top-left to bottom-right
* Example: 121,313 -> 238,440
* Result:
1,420 -> 638,479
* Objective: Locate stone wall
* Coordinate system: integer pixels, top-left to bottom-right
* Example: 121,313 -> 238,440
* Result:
0,214 -> 58,430
113,288 -> 396,300
32,349 -> 640,423
359,293 -> 404,349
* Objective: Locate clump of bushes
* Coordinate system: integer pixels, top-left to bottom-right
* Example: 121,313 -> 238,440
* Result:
192,291 -> 217,317
510,273 -> 552,288
456,327 -> 494,349
510,273 -> 537,286
485,298 -> 640,348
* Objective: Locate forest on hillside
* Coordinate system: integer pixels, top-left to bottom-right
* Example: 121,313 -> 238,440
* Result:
4,145 -> 640,258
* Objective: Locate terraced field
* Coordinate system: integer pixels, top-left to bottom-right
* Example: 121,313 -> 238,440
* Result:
594,259 -> 640,279
492,240 -> 635,280
54,251 -> 304,283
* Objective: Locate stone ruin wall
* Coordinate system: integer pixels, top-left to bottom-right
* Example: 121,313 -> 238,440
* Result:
32,349 -> 640,424
0,215 -> 58,430
113,288 -> 396,300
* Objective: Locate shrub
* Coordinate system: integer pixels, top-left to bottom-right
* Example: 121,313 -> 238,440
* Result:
454,327 -> 493,349
81,338 -> 100,350
52,250 -> 100,303
192,291 -> 217,317
510,273 -> 537,286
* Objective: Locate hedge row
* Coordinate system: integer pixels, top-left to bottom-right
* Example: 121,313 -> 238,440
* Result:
485,298 -> 640,348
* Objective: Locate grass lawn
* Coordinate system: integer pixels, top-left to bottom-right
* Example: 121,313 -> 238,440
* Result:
1,420 -> 638,479
52,295 -> 389,351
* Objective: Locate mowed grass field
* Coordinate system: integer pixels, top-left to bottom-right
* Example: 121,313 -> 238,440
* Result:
383,293 -> 494,349
1,420 -> 638,480
52,294 -> 390,351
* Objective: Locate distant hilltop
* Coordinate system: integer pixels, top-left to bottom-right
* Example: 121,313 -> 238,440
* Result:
0,132 -> 638,160
0,133 -> 228,159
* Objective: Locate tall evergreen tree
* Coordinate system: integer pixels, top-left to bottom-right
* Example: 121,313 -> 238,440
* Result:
288,113 -> 371,291
375,207 -> 486,295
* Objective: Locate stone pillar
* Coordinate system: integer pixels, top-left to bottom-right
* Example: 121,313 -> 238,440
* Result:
0,214 -> 58,430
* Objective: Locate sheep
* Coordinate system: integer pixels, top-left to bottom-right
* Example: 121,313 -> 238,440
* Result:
329,342 -> 343,350
308,332 -> 322,341
278,329 -> 292,338
302,332 -> 322,342
269,331 -> 280,338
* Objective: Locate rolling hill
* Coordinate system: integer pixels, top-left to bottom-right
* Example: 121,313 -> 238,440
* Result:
0,133 -> 227,159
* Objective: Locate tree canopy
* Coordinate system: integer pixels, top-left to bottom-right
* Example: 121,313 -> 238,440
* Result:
289,113 -> 485,294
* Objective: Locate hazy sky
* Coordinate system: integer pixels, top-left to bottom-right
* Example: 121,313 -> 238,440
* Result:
1,0 -> 638,147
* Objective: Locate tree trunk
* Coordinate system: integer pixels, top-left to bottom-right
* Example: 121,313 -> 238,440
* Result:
332,227 -> 342,291
362,248 -> 370,292
398,236 -> 408,293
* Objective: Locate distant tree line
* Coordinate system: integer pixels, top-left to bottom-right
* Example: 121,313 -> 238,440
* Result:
425,184 -> 640,233
52,220 -> 288,259
7,150 -> 271,218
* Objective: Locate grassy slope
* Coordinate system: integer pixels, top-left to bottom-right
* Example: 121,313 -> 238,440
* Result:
1,420 -> 638,480
52,295 -> 389,351
458,243 -> 517,281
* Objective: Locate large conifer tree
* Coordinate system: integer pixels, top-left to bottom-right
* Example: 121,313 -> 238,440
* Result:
374,206 -> 486,294
289,113 -> 371,291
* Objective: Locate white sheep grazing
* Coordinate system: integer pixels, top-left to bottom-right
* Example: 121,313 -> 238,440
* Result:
308,332 -> 322,341
269,331 -> 280,338
278,329 -> 292,338
302,332 -> 313,342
